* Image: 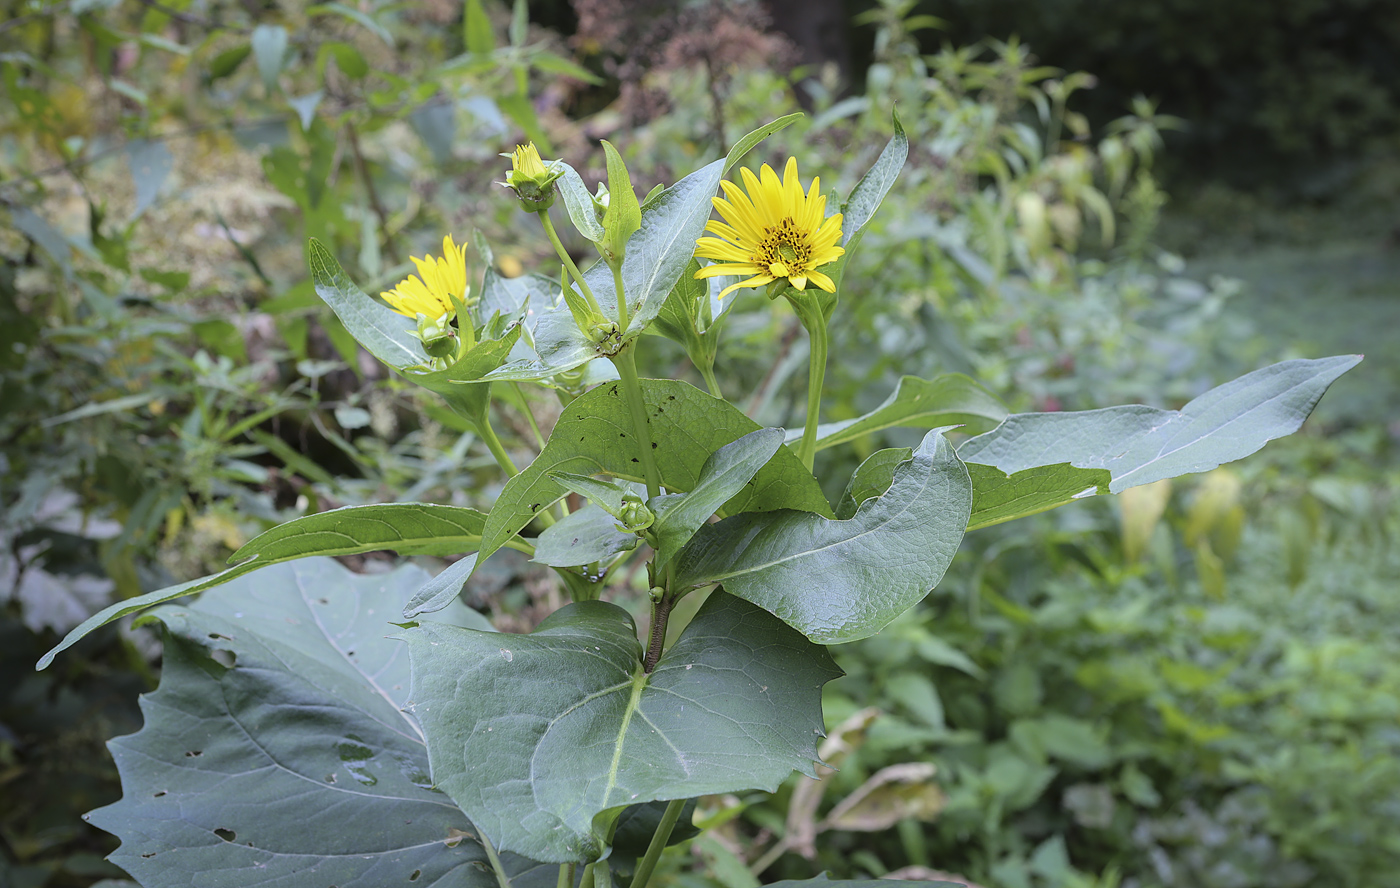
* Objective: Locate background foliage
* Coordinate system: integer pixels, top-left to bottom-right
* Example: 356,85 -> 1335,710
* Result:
2,0 -> 1396,886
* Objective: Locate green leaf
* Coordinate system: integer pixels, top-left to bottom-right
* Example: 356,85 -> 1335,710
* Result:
765,880 -> 962,888
407,326 -> 522,423
618,159 -> 724,339
86,559 -> 501,887
528,51 -> 603,85
557,162 -> 606,243
309,2 -> 394,46
549,472 -> 633,518
207,44 -> 250,80
463,0 -> 495,55
966,463 -> 1111,530
479,267 -> 556,324
38,503 -> 505,670
840,108 -> 908,248
477,379 -> 831,571
791,373 -> 1007,451
835,447 -> 910,520
671,428 -> 970,644
320,41 -> 368,79
531,504 -> 637,569
308,238 -> 425,370
653,258 -> 704,347
601,140 -> 642,266
250,24 -> 287,92
403,553 -> 480,618
959,356 -> 1362,494
485,295 -> 599,381
724,112 -> 804,174
403,590 -> 840,863
648,428 -> 784,571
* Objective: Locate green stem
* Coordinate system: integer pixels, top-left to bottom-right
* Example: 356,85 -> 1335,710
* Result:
696,359 -> 723,399
611,261 -> 630,333
480,831 -> 513,888
578,863 -> 596,888
513,382 -> 547,449
794,305 -> 829,472
613,344 -> 662,499
476,415 -> 520,478
556,864 -> 574,888
538,209 -> 602,316
630,798 -> 686,888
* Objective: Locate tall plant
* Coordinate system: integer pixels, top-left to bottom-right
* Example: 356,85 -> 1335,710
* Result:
39,114 -> 1357,888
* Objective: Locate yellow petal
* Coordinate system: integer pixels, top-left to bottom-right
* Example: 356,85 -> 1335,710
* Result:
808,270 -> 836,292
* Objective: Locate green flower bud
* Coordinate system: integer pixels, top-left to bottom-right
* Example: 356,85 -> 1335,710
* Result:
614,494 -> 655,534
501,143 -> 565,212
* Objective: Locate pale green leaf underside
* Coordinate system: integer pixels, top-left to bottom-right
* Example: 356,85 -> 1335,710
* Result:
88,560 -> 500,887
840,108 -> 908,248
404,591 -> 840,863
672,428 -> 971,644
308,237 -> 424,370
39,503 -> 502,670
531,504 -> 637,569
959,355 -> 1362,494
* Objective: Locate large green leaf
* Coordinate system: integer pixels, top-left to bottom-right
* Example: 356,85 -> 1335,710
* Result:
38,503 -> 516,670
959,356 -> 1362,494
87,559 -> 504,887
671,428 -> 970,644
839,109 -> 908,249
788,373 -> 1007,451
619,158 -> 724,339
966,463 -> 1111,530
403,591 -> 840,863
308,238 -> 424,370
476,379 -> 832,570
649,428 -> 785,571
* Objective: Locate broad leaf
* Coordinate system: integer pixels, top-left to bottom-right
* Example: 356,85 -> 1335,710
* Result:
966,463 -> 1111,530
404,591 -> 840,863
308,238 -> 424,370
531,504 -> 638,569
477,379 -> 832,571
486,297 -> 600,381
557,162 -> 606,243
549,472 -> 634,519
959,356 -> 1362,494
840,108 -> 908,248
648,428 -> 785,570
403,553 -> 480,618
478,267 -> 554,329
618,158 -> 724,339
788,373 -> 1007,451
671,428 -> 970,644
601,141 -> 642,262
88,559 -> 503,887
39,503 -> 514,670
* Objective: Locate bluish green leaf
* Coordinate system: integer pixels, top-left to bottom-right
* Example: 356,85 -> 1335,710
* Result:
834,446 -> 911,520
557,162 -> 606,243
126,139 -> 173,218
250,24 -> 287,91
531,504 -> 637,569
87,559 -> 500,887
959,356 -> 1362,493
403,591 -> 840,863
308,238 -> 425,370
725,113 -> 804,175
966,462 -> 1110,530
648,428 -> 785,571
671,428 -> 970,644
403,553 -> 480,618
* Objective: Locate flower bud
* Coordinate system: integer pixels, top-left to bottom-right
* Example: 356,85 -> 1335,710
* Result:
501,143 -> 564,212
416,311 -> 457,359
614,494 -> 655,534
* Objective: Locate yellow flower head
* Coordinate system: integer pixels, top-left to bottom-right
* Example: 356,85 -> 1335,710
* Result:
509,143 -> 550,180
381,235 -> 470,320
694,157 -> 844,299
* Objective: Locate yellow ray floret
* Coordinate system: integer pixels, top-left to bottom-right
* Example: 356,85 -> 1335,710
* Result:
694,157 -> 845,299
381,235 -> 470,319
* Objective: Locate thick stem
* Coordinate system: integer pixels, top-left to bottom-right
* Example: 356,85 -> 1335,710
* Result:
612,344 -> 662,499
611,261 -> 630,333
538,209 -> 603,316
578,863 -> 596,888
556,864 -> 571,888
794,308 -> 829,472
479,831 -> 513,888
697,359 -> 723,398
643,592 -> 674,673
630,798 -> 686,888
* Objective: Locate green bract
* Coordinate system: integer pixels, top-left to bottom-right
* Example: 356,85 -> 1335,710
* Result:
49,113 -> 1360,888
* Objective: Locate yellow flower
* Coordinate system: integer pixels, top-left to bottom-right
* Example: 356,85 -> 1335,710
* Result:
381,235 -> 470,320
694,157 -> 844,299
502,142 -> 564,210
509,143 -> 550,181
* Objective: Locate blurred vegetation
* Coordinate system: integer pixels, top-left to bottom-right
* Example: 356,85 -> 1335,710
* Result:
1,1 -> 1396,887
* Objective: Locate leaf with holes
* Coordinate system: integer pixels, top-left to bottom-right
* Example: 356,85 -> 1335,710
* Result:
671,428 -> 970,644
475,379 -> 831,573
404,590 -> 840,863
85,559 -> 518,888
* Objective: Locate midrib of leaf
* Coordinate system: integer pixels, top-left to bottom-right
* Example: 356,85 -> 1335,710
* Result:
292,570 -> 426,744
602,663 -> 649,807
